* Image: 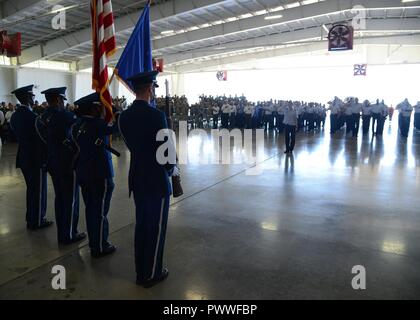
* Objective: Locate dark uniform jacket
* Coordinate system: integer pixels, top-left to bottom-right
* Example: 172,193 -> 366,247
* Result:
71,117 -> 117,182
10,105 -> 46,169
37,107 -> 77,176
119,100 -> 174,198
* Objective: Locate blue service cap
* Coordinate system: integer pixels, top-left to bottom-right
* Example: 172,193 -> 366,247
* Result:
41,87 -> 67,100
127,70 -> 159,88
74,92 -> 101,111
11,85 -> 35,97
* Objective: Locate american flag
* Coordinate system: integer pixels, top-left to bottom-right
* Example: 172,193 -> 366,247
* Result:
354,64 -> 367,76
91,0 -> 117,122
216,71 -> 228,81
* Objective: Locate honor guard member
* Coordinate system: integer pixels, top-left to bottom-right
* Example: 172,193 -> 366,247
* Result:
212,103 -> 220,129
361,100 -> 372,135
10,85 -> 53,230
414,102 -> 420,131
71,93 -> 118,257
396,99 -> 413,138
37,87 -> 86,245
118,71 -> 176,288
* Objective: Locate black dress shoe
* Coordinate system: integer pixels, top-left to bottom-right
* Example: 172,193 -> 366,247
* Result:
59,232 -> 87,245
136,268 -> 169,288
91,244 -> 117,258
27,220 -> 54,231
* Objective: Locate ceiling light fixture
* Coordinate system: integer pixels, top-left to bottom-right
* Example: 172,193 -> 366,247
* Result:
161,30 -> 175,35
264,14 -> 283,20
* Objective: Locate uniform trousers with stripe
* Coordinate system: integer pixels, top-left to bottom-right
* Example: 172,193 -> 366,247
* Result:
80,178 -> 114,252
133,192 -> 170,282
51,172 -> 80,243
21,166 -> 48,228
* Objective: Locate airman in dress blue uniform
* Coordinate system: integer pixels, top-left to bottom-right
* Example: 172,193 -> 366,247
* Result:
10,85 -> 53,230
36,87 -> 86,245
118,71 -> 176,288
71,93 -> 118,257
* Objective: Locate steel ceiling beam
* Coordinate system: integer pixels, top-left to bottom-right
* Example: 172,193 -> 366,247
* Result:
169,34 -> 420,73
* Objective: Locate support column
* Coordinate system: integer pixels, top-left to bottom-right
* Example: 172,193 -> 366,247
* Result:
70,72 -> 77,103
171,73 -> 185,96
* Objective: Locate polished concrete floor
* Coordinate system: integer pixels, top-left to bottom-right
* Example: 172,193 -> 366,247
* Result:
0,117 -> 420,300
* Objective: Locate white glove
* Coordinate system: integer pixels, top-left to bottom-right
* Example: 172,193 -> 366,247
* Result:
172,165 -> 181,177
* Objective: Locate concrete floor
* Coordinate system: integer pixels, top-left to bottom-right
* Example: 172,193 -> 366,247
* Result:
0,117 -> 420,300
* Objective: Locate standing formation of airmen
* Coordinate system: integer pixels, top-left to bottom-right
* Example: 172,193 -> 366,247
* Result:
151,94 -> 419,140
327,96 -> 390,137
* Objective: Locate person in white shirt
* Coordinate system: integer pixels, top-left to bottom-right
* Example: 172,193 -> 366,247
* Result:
244,103 -> 255,129
344,98 -> 353,135
376,100 -> 388,136
361,100 -> 371,135
349,98 -> 362,137
212,104 -> 220,129
306,103 -> 315,132
276,101 -> 285,133
263,103 -> 274,131
221,103 -> 230,129
414,101 -> 420,131
5,108 -> 14,123
328,97 -> 341,134
229,104 -> 237,129
283,101 -> 298,154
371,99 -> 382,135
396,98 -> 413,138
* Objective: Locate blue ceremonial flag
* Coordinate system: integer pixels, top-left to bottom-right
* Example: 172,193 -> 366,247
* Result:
114,0 -> 153,92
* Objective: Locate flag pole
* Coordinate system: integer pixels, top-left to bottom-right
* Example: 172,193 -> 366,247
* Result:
164,78 -> 184,198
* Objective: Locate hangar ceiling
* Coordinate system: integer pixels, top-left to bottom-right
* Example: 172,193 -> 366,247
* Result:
1,0 -> 419,72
